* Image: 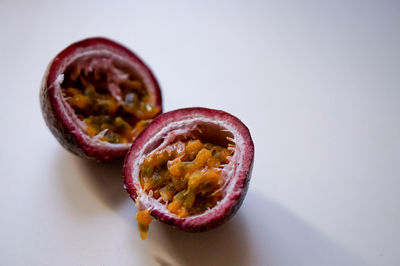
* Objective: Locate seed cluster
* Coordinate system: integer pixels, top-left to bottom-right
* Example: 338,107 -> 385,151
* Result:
140,139 -> 233,218
61,59 -> 158,144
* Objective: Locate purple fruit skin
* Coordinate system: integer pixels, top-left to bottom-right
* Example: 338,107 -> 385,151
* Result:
40,37 -> 162,161
123,107 -> 254,232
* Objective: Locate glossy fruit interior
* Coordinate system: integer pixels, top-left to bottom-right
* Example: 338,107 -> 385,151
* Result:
139,139 -> 234,218
61,55 -> 159,144
136,209 -> 152,240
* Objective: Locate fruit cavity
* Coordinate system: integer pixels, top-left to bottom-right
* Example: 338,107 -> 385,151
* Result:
61,55 -> 158,144
41,38 -> 162,160
134,138 -> 234,238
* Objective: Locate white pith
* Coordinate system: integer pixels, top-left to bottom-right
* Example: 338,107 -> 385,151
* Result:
132,117 -> 245,221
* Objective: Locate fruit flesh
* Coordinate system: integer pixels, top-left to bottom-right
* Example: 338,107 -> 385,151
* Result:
61,56 -> 158,144
136,209 -> 152,240
139,139 -> 233,218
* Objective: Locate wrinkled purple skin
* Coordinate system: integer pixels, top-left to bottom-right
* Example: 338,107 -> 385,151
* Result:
123,108 -> 254,232
40,37 -> 162,161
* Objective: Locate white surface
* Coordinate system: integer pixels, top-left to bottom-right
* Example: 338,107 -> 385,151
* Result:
0,1 -> 399,265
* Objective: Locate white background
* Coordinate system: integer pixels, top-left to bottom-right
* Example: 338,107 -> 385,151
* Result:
1,1 -> 399,265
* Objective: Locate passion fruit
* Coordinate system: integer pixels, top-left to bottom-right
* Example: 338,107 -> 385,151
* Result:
40,37 -> 162,161
123,108 -> 254,239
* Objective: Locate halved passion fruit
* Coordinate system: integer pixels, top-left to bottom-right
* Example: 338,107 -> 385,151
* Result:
40,37 -> 162,161
123,108 -> 254,239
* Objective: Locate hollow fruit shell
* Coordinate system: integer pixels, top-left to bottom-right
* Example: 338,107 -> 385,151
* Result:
123,107 -> 254,231
40,37 -> 162,161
